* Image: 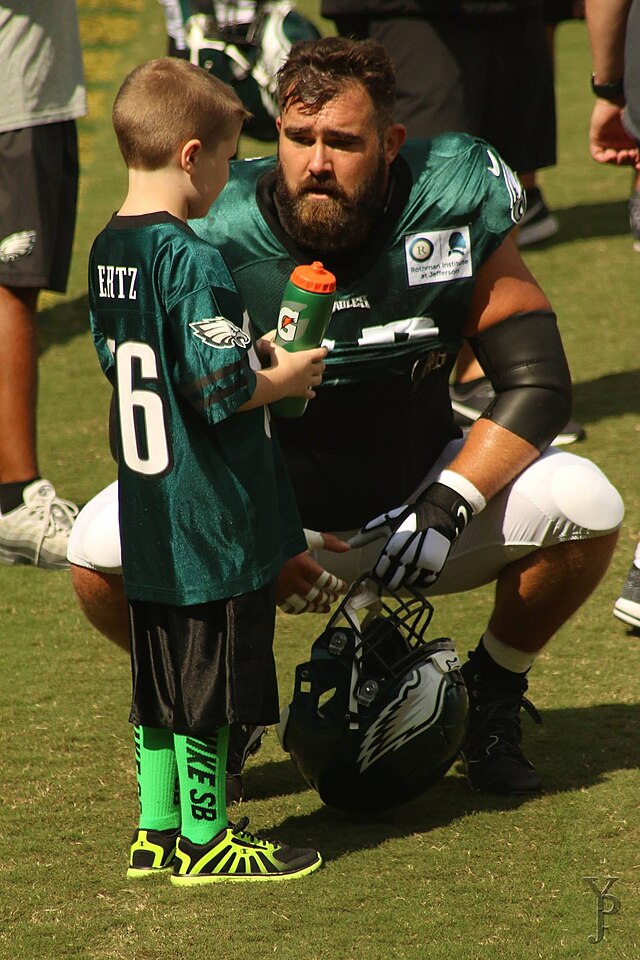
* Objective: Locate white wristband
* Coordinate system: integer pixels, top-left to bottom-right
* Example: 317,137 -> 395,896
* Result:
436,469 -> 487,515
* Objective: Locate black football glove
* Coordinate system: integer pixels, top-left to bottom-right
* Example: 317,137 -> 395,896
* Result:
349,481 -> 474,590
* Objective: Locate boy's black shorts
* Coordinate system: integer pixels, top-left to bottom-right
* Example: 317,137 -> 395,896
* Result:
128,580 -> 279,736
0,121 -> 79,292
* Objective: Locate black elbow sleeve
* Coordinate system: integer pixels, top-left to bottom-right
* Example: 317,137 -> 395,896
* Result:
469,310 -> 573,452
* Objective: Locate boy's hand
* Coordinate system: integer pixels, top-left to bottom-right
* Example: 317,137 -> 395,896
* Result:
269,343 -> 327,399
255,329 -> 276,365
277,531 -> 350,614
240,340 -> 326,411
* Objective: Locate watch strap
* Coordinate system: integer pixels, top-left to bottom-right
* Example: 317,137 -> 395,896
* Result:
591,74 -> 625,100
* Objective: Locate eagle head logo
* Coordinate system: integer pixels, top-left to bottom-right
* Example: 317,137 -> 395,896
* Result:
189,317 -> 251,349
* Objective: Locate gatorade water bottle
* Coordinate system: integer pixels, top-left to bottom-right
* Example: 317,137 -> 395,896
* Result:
270,261 -> 336,418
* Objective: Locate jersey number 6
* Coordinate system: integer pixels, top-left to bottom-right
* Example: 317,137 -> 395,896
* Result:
115,341 -> 171,477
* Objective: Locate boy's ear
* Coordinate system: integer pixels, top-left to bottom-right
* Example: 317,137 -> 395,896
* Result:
181,138 -> 202,171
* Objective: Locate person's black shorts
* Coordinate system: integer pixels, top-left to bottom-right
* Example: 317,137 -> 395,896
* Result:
0,120 -> 79,292
543,1 -> 584,25
353,9 -> 556,172
128,580 -> 279,736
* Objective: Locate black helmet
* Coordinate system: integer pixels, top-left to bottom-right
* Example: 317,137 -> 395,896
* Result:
277,575 -> 469,812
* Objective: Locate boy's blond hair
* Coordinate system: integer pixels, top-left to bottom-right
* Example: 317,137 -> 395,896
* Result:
112,57 -> 250,170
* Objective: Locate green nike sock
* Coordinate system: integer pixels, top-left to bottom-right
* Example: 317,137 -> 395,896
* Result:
173,726 -> 229,845
134,725 -> 180,832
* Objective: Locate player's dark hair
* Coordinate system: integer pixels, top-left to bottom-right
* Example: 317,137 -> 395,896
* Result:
113,57 -> 250,169
276,36 -> 396,131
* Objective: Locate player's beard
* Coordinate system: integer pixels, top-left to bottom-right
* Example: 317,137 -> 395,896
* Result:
273,147 -> 388,256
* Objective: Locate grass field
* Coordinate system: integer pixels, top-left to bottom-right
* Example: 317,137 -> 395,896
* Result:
1,3 -> 639,958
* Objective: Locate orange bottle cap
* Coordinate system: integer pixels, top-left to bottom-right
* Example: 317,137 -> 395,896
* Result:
290,261 -> 336,294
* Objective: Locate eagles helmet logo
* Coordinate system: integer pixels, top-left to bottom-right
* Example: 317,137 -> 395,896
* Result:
357,661 -> 451,773
189,317 -> 251,349
0,230 -> 36,264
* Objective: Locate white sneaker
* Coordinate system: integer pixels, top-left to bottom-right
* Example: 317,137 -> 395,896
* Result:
613,564 -> 640,630
0,479 -> 79,569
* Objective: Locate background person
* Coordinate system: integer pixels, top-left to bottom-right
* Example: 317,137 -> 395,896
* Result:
586,0 -> 640,629
158,0 -> 321,142
0,1 -> 86,569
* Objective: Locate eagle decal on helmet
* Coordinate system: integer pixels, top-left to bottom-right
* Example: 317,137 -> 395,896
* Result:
189,317 -> 251,349
356,665 -> 448,773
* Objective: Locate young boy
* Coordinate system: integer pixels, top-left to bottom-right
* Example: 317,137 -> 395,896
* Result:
89,57 -> 326,884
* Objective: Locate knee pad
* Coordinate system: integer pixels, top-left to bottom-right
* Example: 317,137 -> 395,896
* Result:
67,481 -> 122,572
549,456 -> 624,533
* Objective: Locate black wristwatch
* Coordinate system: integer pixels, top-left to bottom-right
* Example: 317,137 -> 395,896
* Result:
591,74 -> 625,100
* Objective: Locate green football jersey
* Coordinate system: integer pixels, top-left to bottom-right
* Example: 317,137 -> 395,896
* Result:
194,133 -> 524,387
89,213 -> 305,605
190,134 -> 526,530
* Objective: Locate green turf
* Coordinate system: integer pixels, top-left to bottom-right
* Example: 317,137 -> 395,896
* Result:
1,4 -> 639,959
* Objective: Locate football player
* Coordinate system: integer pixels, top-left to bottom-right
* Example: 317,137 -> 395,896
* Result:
69,37 -> 624,800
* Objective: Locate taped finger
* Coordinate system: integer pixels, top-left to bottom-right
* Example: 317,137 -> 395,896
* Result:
279,592 -> 308,614
304,599 -> 332,614
315,569 -> 346,593
303,528 -> 325,551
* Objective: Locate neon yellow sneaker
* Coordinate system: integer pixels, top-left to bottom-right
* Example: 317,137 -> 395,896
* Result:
127,828 -> 178,878
171,817 -> 322,885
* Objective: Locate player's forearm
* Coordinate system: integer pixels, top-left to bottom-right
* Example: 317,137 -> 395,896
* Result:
586,0 -> 631,82
443,417 -> 540,503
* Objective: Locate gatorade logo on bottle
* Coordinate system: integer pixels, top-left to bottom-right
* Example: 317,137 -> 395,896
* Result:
277,306 -> 300,342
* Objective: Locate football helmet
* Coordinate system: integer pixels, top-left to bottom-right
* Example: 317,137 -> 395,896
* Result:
277,575 -> 469,812
162,1 -> 321,141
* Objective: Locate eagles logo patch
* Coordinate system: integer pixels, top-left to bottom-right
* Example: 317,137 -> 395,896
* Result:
189,317 -> 251,349
0,230 -> 36,264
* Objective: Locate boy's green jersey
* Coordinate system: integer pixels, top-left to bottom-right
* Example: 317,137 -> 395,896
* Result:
89,212 -> 305,605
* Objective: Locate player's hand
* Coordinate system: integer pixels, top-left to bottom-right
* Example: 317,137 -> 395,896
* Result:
277,531 -> 350,614
349,482 -> 473,590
